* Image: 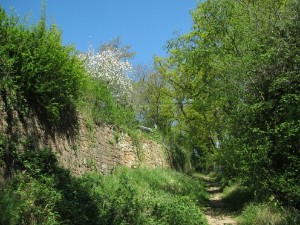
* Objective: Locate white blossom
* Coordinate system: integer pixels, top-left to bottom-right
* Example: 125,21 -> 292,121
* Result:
80,46 -> 133,104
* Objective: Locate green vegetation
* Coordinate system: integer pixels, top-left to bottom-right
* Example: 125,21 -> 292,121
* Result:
0,148 -> 102,225
1,0 -> 300,223
0,7 -> 85,126
79,78 -> 136,129
0,6 -> 136,131
238,203 -> 300,225
136,0 -> 300,216
221,184 -> 253,211
0,145 -> 208,225
81,167 -> 207,225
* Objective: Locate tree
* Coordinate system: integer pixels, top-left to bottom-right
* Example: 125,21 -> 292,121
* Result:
143,0 -> 300,207
79,40 -> 134,105
133,59 -> 174,131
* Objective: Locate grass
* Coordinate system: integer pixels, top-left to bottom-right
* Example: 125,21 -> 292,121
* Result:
221,184 -> 253,211
219,183 -> 300,225
0,144 -> 208,225
81,167 -> 209,225
238,203 -> 300,225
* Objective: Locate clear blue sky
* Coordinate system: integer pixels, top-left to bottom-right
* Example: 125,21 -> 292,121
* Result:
1,0 -> 199,65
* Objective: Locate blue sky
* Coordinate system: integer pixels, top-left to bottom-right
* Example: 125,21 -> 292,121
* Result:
1,0 -> 199,65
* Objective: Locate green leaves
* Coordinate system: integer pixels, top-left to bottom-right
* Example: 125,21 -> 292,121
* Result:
0,7 -> 85,125
138,0 -> 300,208
81,167 -> 208,225
80,78 -> 136,128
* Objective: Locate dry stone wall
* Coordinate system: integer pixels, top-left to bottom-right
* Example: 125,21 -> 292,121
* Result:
0,101 -> 170,176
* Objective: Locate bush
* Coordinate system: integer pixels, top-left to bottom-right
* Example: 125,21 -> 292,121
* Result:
0,147 -> 100,225
0,174 -> 62,225
0,7 -> 85,125
80,77 -> 136,128
1,145 -> 208,225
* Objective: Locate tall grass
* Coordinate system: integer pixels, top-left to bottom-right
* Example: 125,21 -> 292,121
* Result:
81,167 -> 208,225
238,203 -> 300,225
221,183 -> 300,225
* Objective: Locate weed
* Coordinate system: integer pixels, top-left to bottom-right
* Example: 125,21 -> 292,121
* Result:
127,129 -> 143,160
86,158 -> 96,170
71,143 -> 79,152
113,131 -> 121,143
81,167 -> 208,225
238,203 -> 300,225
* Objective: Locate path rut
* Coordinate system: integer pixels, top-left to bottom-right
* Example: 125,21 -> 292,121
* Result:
202,176 -> 238,225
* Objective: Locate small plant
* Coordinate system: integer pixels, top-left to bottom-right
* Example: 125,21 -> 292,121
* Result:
71,143 -> 79,152
127,129 -> 143,160
108,139 -> 115,145
86,158 -> 96,170
113,131 -> 121,143
85,118 -> 94,132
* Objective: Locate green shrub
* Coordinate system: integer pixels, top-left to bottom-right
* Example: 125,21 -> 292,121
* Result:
1,146 -> 208,225
0,147 -> 101,225
0,174 -> 62,225
148,194 -> 204,225
80,78 -> 136,129
0,7 -> 85,125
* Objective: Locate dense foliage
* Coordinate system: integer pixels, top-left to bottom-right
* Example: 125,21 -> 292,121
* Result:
1,0 -> 299,223
136,0 -> 300,209
0,6 -> 136,131
81,167 -> 207,225
0,7 -> 85,125
79,77 -> 136,128
0,145 -> 207,225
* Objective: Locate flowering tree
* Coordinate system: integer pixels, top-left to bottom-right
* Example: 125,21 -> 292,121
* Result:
80,44 -> 133,105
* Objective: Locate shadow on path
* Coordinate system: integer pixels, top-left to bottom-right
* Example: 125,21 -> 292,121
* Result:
201,175 -> 238,225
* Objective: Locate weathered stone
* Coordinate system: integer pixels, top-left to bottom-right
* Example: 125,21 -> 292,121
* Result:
0,104 -> 170,176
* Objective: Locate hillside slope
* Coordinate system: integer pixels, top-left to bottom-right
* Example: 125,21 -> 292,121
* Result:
0,100 -> 170,177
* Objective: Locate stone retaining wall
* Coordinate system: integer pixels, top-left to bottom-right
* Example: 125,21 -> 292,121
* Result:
0,101 -> 170,176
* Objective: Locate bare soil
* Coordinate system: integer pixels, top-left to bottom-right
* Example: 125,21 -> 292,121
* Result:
202,176 -> 238,225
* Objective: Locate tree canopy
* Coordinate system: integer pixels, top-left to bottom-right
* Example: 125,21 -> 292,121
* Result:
136,0 -> 300,208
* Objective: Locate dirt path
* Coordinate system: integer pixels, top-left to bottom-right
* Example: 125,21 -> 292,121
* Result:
202,176 -> 238,225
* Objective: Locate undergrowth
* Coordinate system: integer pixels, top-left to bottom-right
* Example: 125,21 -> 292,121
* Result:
78,167 -> 208,225
0,147 -> 208,225
220,182 -> 300,225
79,78 -> 137,129
238,203 -> 300,225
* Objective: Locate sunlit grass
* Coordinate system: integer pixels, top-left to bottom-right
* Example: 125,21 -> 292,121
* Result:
238,203 -> 300,225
